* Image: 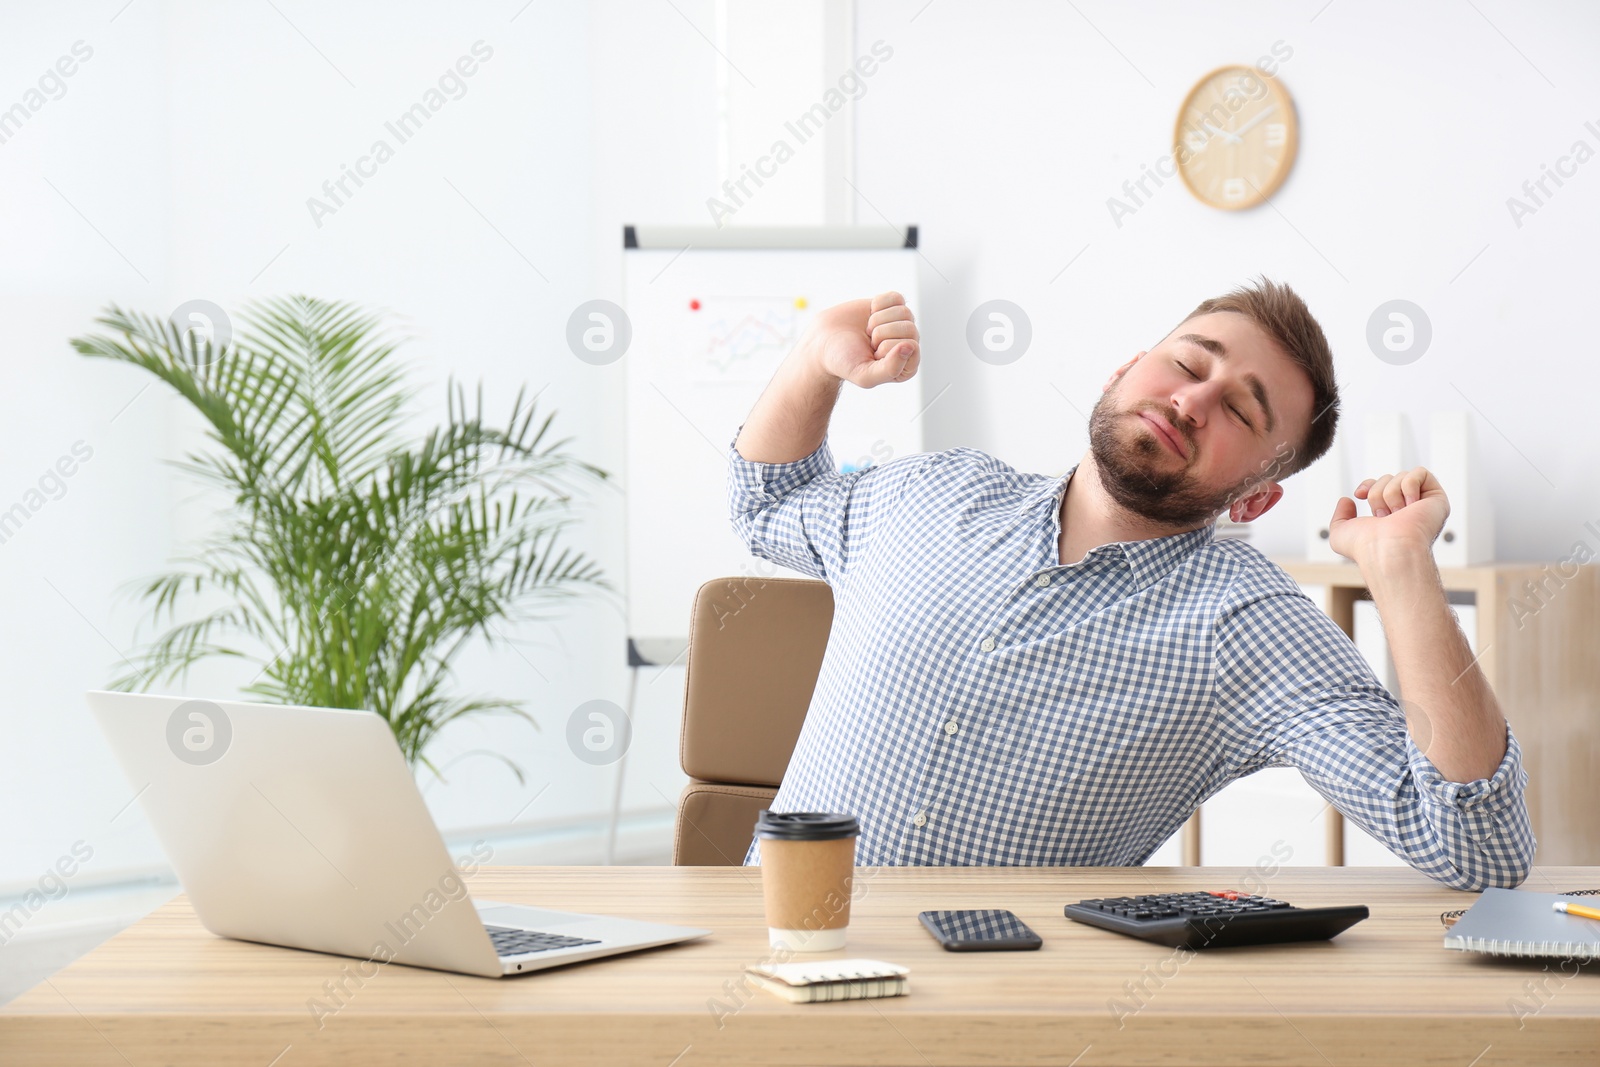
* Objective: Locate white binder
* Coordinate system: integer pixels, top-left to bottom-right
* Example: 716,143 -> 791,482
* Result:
1428,411 -> 1495,567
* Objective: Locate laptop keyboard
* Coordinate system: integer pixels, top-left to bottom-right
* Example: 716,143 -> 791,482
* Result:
485,924 -> 603,957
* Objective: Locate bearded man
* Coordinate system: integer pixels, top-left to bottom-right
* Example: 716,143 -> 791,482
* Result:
727,280 -> 1533,891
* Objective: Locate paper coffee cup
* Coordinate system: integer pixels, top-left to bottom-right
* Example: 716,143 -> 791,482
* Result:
755,811 -> 859,951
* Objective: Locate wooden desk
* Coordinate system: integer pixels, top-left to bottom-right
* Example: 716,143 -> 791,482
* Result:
6,866 -> 1599,1066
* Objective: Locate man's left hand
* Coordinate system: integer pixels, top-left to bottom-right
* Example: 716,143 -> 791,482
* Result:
1328,466 -> 1450,565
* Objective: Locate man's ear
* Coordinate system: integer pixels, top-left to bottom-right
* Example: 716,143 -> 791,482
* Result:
1102,350 -> 1147,392
1228,480 -> 1284,524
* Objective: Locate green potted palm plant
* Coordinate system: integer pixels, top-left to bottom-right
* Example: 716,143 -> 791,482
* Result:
72,296 -> 609,780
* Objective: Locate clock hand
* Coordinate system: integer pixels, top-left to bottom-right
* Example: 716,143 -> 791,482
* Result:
1201,120 -> 1242,146
1232,103 -> 1278,138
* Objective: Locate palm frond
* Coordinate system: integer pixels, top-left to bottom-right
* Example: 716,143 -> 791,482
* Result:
73,297 -> 608,777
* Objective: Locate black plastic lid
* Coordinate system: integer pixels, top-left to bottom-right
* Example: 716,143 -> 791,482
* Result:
754,810 -> 859,841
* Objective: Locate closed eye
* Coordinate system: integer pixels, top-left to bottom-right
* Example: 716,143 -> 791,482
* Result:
1175,360 -> 1253,429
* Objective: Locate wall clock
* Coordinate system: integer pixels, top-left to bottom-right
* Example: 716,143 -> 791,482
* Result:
1174,65 -> 1298,210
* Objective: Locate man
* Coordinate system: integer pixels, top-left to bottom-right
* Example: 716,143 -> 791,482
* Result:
726,279 -> 1534,891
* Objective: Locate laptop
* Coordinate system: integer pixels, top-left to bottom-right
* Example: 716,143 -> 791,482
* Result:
88,690 -> 710,977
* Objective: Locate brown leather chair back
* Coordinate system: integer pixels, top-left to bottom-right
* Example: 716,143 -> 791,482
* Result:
673,576 -> 833,865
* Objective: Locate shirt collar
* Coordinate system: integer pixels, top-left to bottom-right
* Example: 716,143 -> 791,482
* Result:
1042,463 -> 1217,591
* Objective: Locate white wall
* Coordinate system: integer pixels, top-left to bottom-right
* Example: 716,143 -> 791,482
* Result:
3,0 -> 1597,897
0,2 -> 179,889
0,0 -> 728,894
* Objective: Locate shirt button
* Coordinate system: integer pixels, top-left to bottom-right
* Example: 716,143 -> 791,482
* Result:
979,637 -> 996,652
1035,574 -> 1052,587
912,812 -> 928,828
944,720 -> 959,735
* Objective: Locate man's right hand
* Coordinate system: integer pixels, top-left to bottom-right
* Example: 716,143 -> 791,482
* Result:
734,291 -> 919,464
804,291 -> 921,389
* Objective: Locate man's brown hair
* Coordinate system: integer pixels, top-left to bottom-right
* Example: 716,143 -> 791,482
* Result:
1171,274 -> 1339,479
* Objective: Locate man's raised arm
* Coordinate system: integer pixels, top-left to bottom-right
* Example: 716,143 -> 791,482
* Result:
734,291 -> 921,462
1328,468 -> 1511,784
1326,466 -> 1534,886
727,291 -> 924,588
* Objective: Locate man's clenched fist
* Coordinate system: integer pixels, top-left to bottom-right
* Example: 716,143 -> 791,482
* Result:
804,291 -> 921,390
1328,466 -> 1451,567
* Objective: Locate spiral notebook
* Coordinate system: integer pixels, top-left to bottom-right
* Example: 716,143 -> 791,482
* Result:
1444,889 -> 1600,959
746,958 -> 910,1003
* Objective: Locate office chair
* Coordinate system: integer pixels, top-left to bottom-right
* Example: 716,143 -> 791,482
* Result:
673,576 -> 833,865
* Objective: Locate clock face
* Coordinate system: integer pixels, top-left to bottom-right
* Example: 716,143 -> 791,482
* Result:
1174,65 -> 1297,210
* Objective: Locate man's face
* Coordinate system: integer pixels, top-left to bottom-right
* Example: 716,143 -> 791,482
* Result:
1086,311 -> 1315,527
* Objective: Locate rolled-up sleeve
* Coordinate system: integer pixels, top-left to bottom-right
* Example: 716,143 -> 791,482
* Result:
1402,723 -> 1534,887
727,425 -> 930,590
1215,584 -> 1536,891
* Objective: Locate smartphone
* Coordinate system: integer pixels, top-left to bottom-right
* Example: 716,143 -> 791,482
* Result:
918,909 -> 1043,951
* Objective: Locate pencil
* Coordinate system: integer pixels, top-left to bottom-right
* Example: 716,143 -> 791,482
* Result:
1552,900 -> 1600,921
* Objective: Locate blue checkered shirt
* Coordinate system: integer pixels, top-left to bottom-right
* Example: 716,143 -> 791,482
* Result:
727,430 -> 1536,890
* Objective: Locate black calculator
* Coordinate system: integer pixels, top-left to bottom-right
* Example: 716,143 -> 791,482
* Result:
1064,890 -> 1369,949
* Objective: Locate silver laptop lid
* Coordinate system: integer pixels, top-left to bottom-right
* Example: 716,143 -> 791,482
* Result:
87,690 -> 504,977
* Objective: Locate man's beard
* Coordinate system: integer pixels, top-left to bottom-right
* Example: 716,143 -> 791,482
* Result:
1086,388 -> 1256,528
